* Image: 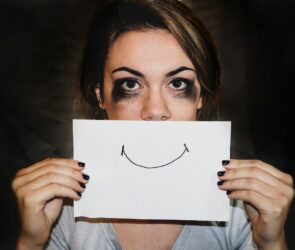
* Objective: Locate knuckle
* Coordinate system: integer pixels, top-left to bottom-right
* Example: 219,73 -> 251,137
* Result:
14,186 -> 22,199
252,159 -> 262,166
46,172 -> 57,183
15,168 -> 26,177
72,179 -> 79,189
271,204 -> 283,217
16,186 -> 26,198
11,179 -> 18,191
46,157 -> 56,164
287,174 -> 294,187
249,159 -> 256,165
71,169 -> 79,178
225,170 -> 233,179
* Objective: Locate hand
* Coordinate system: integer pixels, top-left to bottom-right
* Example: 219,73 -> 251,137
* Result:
12,158 -> 89,249
217,159 -> 294,249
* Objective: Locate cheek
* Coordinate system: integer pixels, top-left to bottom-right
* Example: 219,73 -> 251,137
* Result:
105,99 -> 142,120
105,98 -> 200,120
165,91 -> 200,120
170,102 -> 198,120
103,81 -> 142,120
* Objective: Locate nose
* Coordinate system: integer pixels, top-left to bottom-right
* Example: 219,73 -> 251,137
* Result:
140,91 -> 171,121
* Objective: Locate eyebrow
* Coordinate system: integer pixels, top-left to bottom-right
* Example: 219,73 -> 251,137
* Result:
112,67 -> 144,77
111,66 -> 195,77
166,66 -> 195,77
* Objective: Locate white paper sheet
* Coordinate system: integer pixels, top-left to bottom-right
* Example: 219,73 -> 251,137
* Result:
73,120 -> 231,221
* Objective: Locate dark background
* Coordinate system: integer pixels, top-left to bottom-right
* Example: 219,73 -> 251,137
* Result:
0,0 -> 294,249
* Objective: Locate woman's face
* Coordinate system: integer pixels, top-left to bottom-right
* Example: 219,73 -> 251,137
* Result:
95,29 -> 202,121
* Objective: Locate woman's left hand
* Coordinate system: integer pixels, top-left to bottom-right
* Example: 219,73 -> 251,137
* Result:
217,159 -> 294,250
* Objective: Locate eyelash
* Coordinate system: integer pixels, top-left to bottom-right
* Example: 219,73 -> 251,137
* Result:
114,78 -> 193,91
168,78 -> 194,92
112,77 -> 195,102
112,78 -> 141,102
116,78 -> 142,92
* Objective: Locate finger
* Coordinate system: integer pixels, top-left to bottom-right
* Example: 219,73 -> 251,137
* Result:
20,172 -> 87,195
218,167 -> 289,190
218,178 -> 287,200
224,159 -> 293,186
23,184 -> 81,210
13,164 -> 89,191
227,190 -> 288,219
16,158 -> 85,177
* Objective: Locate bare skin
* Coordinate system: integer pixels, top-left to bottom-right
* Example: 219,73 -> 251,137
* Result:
13,29 -> 293,250
113,222 -> 183,250
218,160 -> 293,250
12,158 -> 88,250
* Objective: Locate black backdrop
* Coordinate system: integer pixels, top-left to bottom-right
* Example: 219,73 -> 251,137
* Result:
0,0 -> 294,249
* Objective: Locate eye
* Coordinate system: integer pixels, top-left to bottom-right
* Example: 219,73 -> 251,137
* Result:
168,79 -> 189,90
121,79 -> 141,91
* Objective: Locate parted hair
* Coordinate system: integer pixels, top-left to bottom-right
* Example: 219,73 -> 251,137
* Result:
79,0 -> 220,120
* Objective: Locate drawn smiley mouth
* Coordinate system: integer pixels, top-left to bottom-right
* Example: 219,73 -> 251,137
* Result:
121,144 -> 189,169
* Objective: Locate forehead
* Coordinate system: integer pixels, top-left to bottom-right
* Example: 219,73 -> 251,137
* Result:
105,29 -> 194,74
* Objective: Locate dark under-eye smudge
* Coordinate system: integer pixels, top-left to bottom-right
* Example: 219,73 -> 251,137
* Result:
112,78 -> 139,102
112,77 -> 198,103
171,78 -> 197,101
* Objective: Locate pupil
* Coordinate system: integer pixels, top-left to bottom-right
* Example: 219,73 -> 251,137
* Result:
173,80 -> 182,88
126,80 -> 136,88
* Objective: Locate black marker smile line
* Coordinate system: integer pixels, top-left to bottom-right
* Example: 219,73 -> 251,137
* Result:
121,144 -> 189,169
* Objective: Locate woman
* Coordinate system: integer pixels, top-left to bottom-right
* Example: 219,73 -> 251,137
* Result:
12,0 -> 293,249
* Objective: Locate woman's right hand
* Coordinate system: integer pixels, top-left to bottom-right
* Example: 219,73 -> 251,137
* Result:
12,158 -> 89,250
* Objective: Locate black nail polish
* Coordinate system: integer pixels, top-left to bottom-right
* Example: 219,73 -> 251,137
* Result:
217,171 -> 225,176
226,190 -> 232,195
222,160 -> 230,166
82,173 -> 90,180
80,183 -> 86,189
217,180 -> 225,186
77,191 -> 82,197
78,162 -> 85,168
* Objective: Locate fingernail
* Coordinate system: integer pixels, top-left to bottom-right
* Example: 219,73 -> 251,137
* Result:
78,162 -> 85,168
226,190 -> 232,195
80,183 -> 86,189
217,171 -> 225,176
222,160 -> 230,166
217,180 -> 225,186
82,173 -> 90,180
76,191 -> 82,197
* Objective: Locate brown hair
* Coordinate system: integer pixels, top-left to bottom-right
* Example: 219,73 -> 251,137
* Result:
79,0 -> 220,120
